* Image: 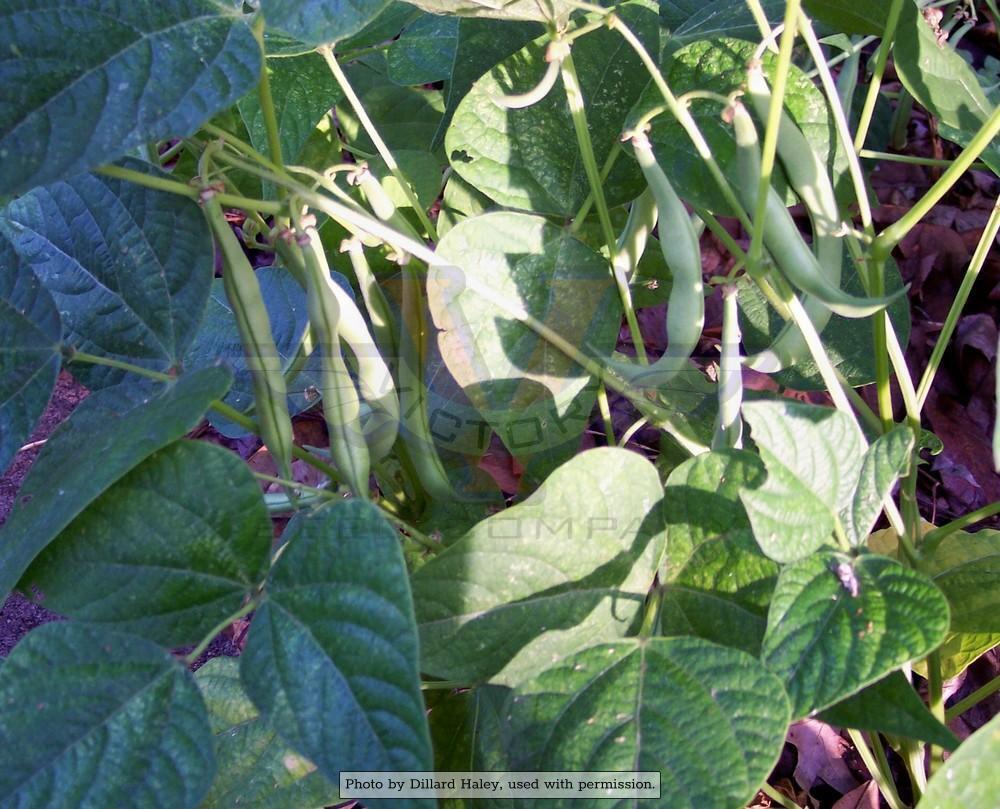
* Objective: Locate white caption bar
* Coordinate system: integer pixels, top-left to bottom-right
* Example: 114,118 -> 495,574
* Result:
340,771 -> 660,799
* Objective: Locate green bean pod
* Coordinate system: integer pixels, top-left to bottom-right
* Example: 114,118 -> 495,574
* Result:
743,64 -> 844,373
712,285 -> 744,449
613,133 -> 704,391
203,196 -> 295,481
297,226 -> 372,497
731,101 -> 902,318
613,186 -> 658,284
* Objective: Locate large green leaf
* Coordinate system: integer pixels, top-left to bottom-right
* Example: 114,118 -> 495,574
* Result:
761,552 -> 950,718
22,440 -> 272,647
919,712 -> 1000,809
260,0 -> 391,46
0,0 -> 260,197
238,53 -> 343,167
666,0 -> 786,55
915,631 -> 1000,680
737,255 -> 911,390
388,14 -> 460,86
402,0 -> 576,22
648,37 -> 839,214
503,637 -> 791,809
411,447 -> 664,685
428,212 -> 620,460
895,1 -> 1000,177
660,449 -> 778,655
4,160 -> 213,387
0,366 -> 231,604
434,17 -> 544,147
801,0 -> 887,35
818,671 -> 958,750
0,235 -> 61,476
240,501 -> 433,799
445,2 -> 657,215
920,530 -> 1000,632
739,400 -> 864,563
0,623 -> 214,808
840,426 -> 914,547
196,658 -> 339,809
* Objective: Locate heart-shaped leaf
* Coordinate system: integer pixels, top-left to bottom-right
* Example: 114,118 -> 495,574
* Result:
503,637 -> 791,809
259,0 -> 391,46
412,447 -> 664,685
841,426 -> 914,547
0,366 -> 232,604
0,235 -> 61,476
761,551 -> 950,718
428,212 -> 620,461
196,658 -> 339,809
22,440 -> 272,647
388,15 -> 460,86
240,500 -> 433,799
660,449 -> 778,655
919,712 -> 1000,809
920,529 -> 1000,632
739,400 -> 864,563
0,0 -> 260,196
0,623 -> 214,808
4,161 -> 214,387
818,671 -> 958,750
445,2 -> 657,215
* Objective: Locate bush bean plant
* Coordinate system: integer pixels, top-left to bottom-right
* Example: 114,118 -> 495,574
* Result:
0,0 -> 999,806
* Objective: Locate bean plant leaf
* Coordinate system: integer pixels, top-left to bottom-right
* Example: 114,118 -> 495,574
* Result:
0,235 -> 61,476
894,1 -> 1000,177
647,37 -> 840,214
0,365 -> 232,604
22,440 -> 272,647
0,623 -> 214,808
402,0 -> 577,22
666,0 -> 786,55
739,401 -> 864,563
436,172 -> 495,236
659,449 -> 778,655
196,658 -> 340,809
259,0 -> 392,46
801,0 -> 887,35
240,501 -> 433,797
388,15 -> 460,86
428,212 -> 621,460
0,0 -> 260,197
761,551 -> 950,718
818,671 -> 958,751
238,54 -> 343,166
919,712 -> 1000,809
337,2 -> 423,52
503,637 -> 791,809
445,1 -> 657,215
841,426 -> 914,547
915,632 -> 1000,680
411,447 -> 664,685
4,160 -> 214,388
920,530 -> 1000,632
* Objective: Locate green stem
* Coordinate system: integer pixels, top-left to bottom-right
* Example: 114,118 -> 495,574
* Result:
570,142 -> 622,229
596,382 -> 616,445
320,47 -> 438,242
848,728 -> 906,809
916,195 -> 1000,409
253,471 -> 336,500
926,650 -> 946,773
853,0 -> 905,152
889,90 -> 914,151
184,600 -> 257,665
744,0 -> 777,51
946,672 -> 1000,721
859,149 -> 989,170
201,122 -> 285,176
759,783 -> 801,809
252,17 -> 285,185
379,507 -> 442,554
924,499 -> 1000,548
63,349 -> 173,382
560,52 -> 647,364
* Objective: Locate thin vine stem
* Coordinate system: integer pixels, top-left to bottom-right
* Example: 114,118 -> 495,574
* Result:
946,672 -> 1000,721
859,149 -> 989,170
924,499 -> 1000,549
252,17 -> 285,184
847,728 -> 906,809
184,600 -> 257,665
853,0 -> 905,153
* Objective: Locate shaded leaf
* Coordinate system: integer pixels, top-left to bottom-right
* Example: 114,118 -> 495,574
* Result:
761,551 -> 950,718
412,447 -> 664,684
240,501 -> 432,798
503,637 -> 790,809
23,440 -> 272,647
259,0 -> 391,46
920,529 -> 1000,632
388,15 -> 460,86
0,0 -> 260,196
0,623 -> 214,808
0,235 -> 61,475
0,366 -> 232,603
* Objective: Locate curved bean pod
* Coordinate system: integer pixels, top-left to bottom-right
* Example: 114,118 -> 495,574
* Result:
731,101 -> 902,318
613,186 -> 658,284
712,285 -> 744,449
203,196 -> 295,480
